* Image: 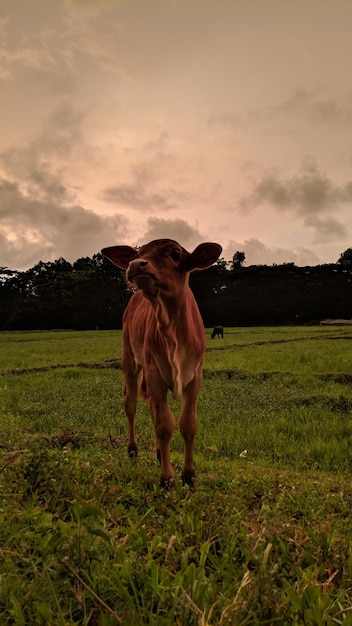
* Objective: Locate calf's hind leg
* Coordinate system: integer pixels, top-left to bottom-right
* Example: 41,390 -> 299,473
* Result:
123,364 -> 141,458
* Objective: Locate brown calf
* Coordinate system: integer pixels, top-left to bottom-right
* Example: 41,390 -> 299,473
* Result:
102,238 -> 222,487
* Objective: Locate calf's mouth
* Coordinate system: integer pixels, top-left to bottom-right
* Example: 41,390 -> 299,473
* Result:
128,272 -> 159,296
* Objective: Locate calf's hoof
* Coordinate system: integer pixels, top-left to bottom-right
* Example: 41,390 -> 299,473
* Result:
128,443 -> 138,458
182,469 -> 196,491
160,475 -> 175,489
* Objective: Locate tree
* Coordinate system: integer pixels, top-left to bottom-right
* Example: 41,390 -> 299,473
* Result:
0,254 -> 131,330
231,251 -> 246,270
337,248 -> 352,265
215,257 -> 228,271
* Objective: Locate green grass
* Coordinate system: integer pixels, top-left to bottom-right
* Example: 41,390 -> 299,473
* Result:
0,330 -> 122,372
206,326 -> 352,375
1,327 -> 352,624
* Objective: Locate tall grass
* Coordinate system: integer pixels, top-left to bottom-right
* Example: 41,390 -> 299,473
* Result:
1,327 -> 352,624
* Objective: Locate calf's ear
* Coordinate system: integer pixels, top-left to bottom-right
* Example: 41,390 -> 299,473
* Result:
101,246 -> 138,269
186,243 -> 222,271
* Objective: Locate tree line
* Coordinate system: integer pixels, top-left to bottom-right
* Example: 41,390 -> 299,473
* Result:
1,249 -> 352,330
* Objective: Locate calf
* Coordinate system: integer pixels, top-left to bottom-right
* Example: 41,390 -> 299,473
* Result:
102,238 -> 222,488
211,325 -> 224,339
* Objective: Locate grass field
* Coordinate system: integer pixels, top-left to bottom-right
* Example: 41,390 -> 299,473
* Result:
1,327 -> 352,624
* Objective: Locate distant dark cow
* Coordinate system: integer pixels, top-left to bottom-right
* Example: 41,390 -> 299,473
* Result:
211,325 -> 224,339
102,239 -> 222,488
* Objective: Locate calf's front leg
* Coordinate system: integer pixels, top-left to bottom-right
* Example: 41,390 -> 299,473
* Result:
148,379 -> 175,488
179,375 -> 200,488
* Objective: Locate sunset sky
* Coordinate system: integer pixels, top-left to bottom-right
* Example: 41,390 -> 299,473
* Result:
1,0 -> 352,270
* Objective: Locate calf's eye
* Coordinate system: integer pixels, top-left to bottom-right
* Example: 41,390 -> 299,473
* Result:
170,249 -> 181,262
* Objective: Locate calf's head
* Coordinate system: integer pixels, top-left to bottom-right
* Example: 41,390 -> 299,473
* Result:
102,239 -> 222,299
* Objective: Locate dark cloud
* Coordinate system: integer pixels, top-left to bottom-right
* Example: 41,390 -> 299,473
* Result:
141,217 -> 203,249
224,237 -> 320,267
0,179 -> 128,270
0,99 -> 129,270
102,182 -> 146,207
240,161 -> 350,241
209,89 -> 352,132
274,89 -> 352,126
1,101 -> 86,202
100,131 -> 183,213
38,102 -> 85,156
305,216 -> 346,242
101,143 -> 188,214
101,182 -> 176,212
2,147 -> 71,202
101,160 -> 179,214
244,166 -> 337,215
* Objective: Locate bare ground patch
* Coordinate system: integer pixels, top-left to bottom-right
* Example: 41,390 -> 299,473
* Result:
0,357 -> 122,377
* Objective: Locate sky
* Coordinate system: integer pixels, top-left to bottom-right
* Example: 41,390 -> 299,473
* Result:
1,0 -> 352,270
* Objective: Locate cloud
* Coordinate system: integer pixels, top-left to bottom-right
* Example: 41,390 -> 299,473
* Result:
305,216 -> 346,242
240,161 -> 350,241
209,89 -> 352,132
1,100 -> 86,202
61,0 -> 136,84
100,155 -> 182,213
0,97 -> 131,270
0,35 -> 56,77
101,182 -> 177,212
0,5 -> 75,93
274,89 -> 352,126
141,217 -> 203,250
244,166 -> 337,215
0,179 -> 128,270
224,237 -> 320,267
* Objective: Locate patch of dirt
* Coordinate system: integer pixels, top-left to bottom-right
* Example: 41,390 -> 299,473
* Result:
295,394 -> 352,412
318,373 -> 352,385
43,429 -> 124,450
1,357 -> 122,377
207,334 -> 352,352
